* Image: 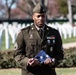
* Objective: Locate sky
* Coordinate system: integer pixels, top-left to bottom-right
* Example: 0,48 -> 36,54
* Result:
2,0 -> 17,9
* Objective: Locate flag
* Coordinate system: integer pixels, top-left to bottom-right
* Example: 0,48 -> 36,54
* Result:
34,50 -> 51,63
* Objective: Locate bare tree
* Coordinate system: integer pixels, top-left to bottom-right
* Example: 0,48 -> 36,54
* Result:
0,0 -> 61,20
5,0 -> 18,19
16,0 -> 48,18
16,0 -> 38,17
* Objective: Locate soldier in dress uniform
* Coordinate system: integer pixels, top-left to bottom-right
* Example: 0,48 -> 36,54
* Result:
14,3 -> 64,75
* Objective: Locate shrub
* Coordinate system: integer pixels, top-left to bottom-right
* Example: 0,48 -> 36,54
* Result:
0,50 -> 20,69
58,47 -> 76,67
0,47 -> 76,68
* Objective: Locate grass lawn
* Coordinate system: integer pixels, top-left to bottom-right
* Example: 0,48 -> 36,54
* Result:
62,37 -> 76,44
56,68 -> 76,75
0,68 -> 76,75
0,68 -> 21,75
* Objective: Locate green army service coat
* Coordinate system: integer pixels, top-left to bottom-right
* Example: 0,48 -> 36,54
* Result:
14,24 -> 64,75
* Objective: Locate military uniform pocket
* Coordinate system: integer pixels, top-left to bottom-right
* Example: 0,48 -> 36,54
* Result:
26,39 -> 39,57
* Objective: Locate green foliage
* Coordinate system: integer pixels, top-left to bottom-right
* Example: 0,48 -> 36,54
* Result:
0,48 -> 76,68
58,0 -> 68,17
58,47 -> 76,67
0,50 -> 20,69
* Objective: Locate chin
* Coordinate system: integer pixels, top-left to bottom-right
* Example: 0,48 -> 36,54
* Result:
39,24 -> 44,28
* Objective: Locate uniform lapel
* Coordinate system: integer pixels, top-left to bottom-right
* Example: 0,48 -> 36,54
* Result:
41,25 -> 50,43
29,24 -> 42,41
29,24 -> 50,44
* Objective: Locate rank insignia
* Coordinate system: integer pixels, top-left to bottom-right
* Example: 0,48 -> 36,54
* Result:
29,34 -> 33,39
14,42 -> 18,50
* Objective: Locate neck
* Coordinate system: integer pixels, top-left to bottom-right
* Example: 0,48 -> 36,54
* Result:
35,24 -> 45,31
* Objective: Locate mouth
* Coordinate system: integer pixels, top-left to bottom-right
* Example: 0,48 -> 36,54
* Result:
38,21 -> 44,24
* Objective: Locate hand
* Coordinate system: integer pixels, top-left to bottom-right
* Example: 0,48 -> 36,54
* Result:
27,58 -> 40,66
44,58 -> 54,66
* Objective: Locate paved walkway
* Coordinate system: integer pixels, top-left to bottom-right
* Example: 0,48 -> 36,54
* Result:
63,42 -> 76,49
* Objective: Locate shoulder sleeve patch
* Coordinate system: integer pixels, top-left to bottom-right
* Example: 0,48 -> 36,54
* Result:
14,42 -> 18,50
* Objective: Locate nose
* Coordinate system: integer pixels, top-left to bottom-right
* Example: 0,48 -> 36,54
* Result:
39,16 -> 42,19
39,16 -> 43,20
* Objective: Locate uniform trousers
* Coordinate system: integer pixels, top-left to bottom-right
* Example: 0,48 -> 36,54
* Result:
21,65 -> 56,75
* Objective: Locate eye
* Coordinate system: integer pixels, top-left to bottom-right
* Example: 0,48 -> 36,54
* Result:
37,14 -> 46,18
42,15 -> 45,18
37,15 -> 41,18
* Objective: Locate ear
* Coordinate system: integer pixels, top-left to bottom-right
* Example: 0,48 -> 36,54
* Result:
32,14 -> 35,20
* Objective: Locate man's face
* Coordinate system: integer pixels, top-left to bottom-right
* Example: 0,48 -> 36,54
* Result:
33,13 -> 46,28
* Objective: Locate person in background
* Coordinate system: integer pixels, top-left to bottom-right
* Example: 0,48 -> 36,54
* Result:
14,2 -> 64,75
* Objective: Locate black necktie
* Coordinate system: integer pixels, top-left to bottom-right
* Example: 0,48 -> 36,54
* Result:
38,29 -> 43,38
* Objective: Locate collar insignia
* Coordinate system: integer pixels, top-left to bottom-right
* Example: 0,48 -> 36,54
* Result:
31,27 -> 34,30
